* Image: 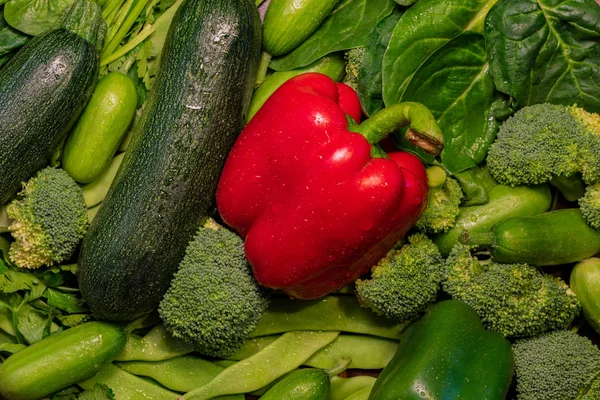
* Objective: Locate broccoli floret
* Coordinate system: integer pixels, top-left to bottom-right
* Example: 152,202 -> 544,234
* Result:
442,244 -> 580,338
343,46 -> 365,91
415,166 -> 463,233
158,219 -> 270,358
6,167 -> 88,269
355,233 -> 443,321
512,330 -> 600,400
487,104 -> 600,186
579,182 -> 600,228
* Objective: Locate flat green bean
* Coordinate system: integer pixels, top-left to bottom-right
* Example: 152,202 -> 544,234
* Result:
117,356 -> 222,392
182,331 -> 340,400
329,376 -> 377,400
250,296 -> 413,339
114,324 -> 193,362
345,387 -> 373,400
228,334 -> 398,370
79,364 -> 179,400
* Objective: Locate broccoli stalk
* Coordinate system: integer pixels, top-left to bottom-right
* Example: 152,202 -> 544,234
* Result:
5,167 -> 88,269
512,330 -> 600,400
442,244 -> 580,338
158,219 -> 270,358
415,166 -> 463,233
355,233 -> 443,322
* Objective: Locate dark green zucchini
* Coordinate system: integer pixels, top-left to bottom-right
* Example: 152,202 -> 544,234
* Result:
463,209 -> 600,266
0,0 -> 104,206
78,0 -> 262,320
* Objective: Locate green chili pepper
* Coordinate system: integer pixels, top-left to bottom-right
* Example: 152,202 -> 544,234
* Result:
182,331 -> 340,400
453,164 -> 497,206
250,296 -> 412,339
368,300 -> 514,400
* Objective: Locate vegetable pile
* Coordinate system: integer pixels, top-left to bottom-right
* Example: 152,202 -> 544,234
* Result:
0,0 -> 600,399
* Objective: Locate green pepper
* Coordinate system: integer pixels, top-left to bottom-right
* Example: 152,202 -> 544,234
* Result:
368,300 -> 514,400
453,164 -> 497,206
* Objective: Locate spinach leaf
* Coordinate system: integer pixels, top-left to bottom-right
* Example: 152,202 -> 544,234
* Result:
269,0 -> 395,71
357,8 -> 403,117
4,0 -> 75,36
484,0 -> 600,113
0,6 -> 29,55
401,34 -> 507,172
382,0 -> 499,106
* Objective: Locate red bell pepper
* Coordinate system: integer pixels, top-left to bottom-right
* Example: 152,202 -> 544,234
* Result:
216,73 -> 443,299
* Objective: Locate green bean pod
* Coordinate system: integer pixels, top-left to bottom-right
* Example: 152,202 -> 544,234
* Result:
114,324 -> 193,362
329,376 -> 377,400
433,184 -> 552,256
250,296 -> 412,339
465,209 -> 600,266
260,368 -> 330,400
182,331 -> 339,400
79,364 -> 178,399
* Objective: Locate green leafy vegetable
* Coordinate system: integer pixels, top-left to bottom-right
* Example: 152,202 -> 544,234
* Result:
400,33 -> 507,172
269,0 -> 395,71
0,7 -> 29,56
45,287 -> 87,314
356,8 -> 402,117
484,0 -> 600,113
3,0 -> 75,36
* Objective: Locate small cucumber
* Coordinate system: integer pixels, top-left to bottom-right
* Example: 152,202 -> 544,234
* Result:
570,258 -> 600,334
466,209 -> 600,266
263,0 -> 340,56
247,54 -> 346,122
62,72 -> 137,183
0,321 -> 126,400
433,184 -> 552,256
260,368 -> 330,400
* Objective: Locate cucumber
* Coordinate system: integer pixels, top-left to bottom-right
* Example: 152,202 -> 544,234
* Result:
432,184 -> 552,256
260,368 -> 330,400
62,72 -> 137,183
263,0 -> 339,56
570,258 -> 600,334
78,0 -> 262,321
247,54 -> 346,122
0,0 -> 104,206
465,209 -> 600,266
0,321 -> 126,400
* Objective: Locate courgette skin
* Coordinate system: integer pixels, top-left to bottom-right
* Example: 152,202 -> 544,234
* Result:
0,0 -> 104,206
78,0 -> 262,320
0,321 -> 126,400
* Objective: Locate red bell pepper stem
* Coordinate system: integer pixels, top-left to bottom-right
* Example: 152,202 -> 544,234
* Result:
349,101 -> 444,156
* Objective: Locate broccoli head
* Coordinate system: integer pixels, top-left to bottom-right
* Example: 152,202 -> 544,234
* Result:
158,219 -> 270,358
442,244 -> 580,338
579,182 -> 600,228
355,233 -> 443,321
342,46 -> 365,91
486,104 -> 600,186
512,330 -> 600,400
6,167 -> 88,269
415,166 -> 463,233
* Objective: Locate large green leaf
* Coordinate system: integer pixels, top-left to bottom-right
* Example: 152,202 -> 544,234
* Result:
357,8 -> 403,117
382,0 -> 498,106
0,6 -> 29,55
401,34 -> 507,172
269,0 -> 395,71
484,0 -> 600,113
4,0 -> 75,36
